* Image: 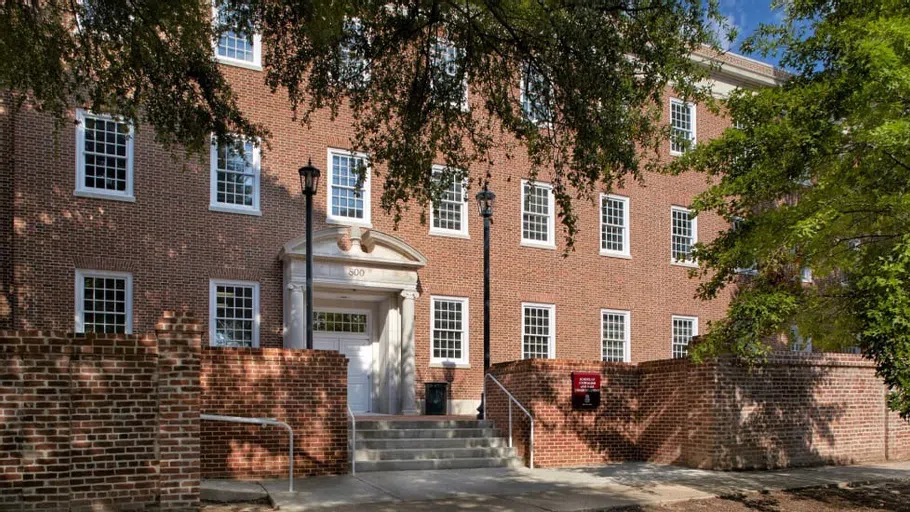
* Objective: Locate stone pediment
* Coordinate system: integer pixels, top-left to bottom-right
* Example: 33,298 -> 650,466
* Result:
280,226 -> 427,270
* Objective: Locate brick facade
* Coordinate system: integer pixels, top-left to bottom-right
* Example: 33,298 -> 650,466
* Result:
488,355 -> 910,470
0,312 -> 350,511
0,53 -> 777,407
200,347 -> 349,479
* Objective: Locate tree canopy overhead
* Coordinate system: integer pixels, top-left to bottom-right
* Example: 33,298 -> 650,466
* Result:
0,0 -> 729,243
671,0 -> 910,415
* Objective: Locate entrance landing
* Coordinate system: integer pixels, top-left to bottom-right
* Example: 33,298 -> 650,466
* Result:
202,461 -> 910,511
354,414 -> 476,421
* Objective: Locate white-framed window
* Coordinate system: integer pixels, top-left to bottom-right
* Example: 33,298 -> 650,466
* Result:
213,3 -> 262,69
522,303 -> 555,359
790,326 -> 812,353
209,137 -> 261,215
339,17 -> 370,86
521,63 -> 551,124
314,310 -> 369,333
671,206 -> 697,265
521,180 -> 555,249
209,279 -> 260,347
800,267 -> 813,283
601,309 -> 631,363
671,315 -> 697,359
431,39 -> 468,110
600,194 -> 630,257
429,165 -> 468,238
75,109 -> 134,201
327,148 -> 371,226
74,269 -> 133,334
670,98 -> 696,155
733,217 -> 758,275
430,296 -> 469,366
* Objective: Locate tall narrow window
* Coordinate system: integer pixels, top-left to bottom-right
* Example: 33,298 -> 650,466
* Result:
671,316 -> 697,359
602,309 -> 630,362
521,64 -> 551,124
522,303 -> 555,359
431,296 -> 469,365
431,40 -> 468,110
670,99 -> 696,155
210,137 -> 260,214
671,207 -> 697,264
213,3 -> 262,67
327,149 -> 371,225
75,110 -> 134,200
600,195 -> 630,257
75,270 -> 133,334
339,18 -> 369,86
209,280 -> 260,347
430,166 -> 468,237
521,180 -> 555,248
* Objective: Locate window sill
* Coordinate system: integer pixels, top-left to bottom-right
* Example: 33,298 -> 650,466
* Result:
600,251 -> 631,260
429,229 -> 470,240
430,361 -> 471,369
520,240 -> 556,250
671,260 -> 699,268
209,204 -> 262,216
74,190 -> 136,203
326,217 -> 373,229
215,57 -> 263,72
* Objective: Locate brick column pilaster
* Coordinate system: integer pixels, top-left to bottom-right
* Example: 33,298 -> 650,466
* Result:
155,312 -> 202,511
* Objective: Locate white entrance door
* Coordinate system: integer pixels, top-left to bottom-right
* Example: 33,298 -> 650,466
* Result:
313,310 -> 372,413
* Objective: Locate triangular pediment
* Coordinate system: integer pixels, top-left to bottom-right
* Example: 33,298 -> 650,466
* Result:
280,226 -> 427,269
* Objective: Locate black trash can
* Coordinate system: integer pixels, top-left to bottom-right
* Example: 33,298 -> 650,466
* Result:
424,382 -> 448,415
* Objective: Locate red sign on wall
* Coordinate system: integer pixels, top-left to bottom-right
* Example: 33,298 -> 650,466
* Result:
571,372 -> 601,409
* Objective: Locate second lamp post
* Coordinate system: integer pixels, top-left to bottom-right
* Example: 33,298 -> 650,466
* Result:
476,186 -> 495,418
298,159 -> 321,350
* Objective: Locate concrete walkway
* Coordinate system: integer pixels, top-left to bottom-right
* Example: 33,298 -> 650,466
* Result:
203,460 -> 910,511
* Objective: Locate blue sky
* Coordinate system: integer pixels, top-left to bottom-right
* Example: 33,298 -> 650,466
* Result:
716,0 -> 786,66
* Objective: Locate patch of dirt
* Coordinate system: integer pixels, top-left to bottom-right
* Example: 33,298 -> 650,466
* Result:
612,480 -> 910,511
201,497 -> 274,512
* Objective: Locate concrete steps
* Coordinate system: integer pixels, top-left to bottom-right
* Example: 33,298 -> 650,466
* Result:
351,418 -> 522,472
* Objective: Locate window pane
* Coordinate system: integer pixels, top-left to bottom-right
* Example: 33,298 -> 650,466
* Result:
215,139 -> 256,207
313,312 -> 368,333
602,312 -> 626,362
331,153 -> 366,219
432,171 -> 465,232
523,306 -> 552,359
671,101 -> 694,153
522,184 -> 551,242
671,209 -> 694,262
216,8 -> 255,62
82,275 -> 127,334
82,116 -> 129,192
432,299 -> 464,360
601,197 -> 626,252
213,284 -> 256,347
672,318 -> 695,359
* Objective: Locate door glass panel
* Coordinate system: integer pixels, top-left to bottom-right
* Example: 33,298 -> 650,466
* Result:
313,311 -> 368,333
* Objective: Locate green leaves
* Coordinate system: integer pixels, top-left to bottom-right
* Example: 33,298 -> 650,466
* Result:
675,0 -> 910,415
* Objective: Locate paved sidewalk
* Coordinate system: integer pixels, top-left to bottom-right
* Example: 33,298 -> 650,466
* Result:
202,460 -> 910,511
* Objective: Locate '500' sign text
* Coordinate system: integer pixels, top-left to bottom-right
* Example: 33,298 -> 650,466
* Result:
347,268 -> 366,278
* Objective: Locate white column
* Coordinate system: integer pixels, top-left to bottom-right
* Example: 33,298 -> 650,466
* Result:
400,289 -> 420,415
287,284 -> 306,349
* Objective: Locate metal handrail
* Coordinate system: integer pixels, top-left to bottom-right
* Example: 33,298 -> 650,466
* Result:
483,373 -> 534,468
346,406 -> 356,475
201,413 -> 294,492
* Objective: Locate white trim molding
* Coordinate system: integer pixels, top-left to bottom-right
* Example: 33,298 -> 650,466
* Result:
600,194 -> 631,258
209,135 -> 262,216
671,315 -> 698,359
74,269 -> 134,334
601,308 -> 631,363
520,179 -> 556,250
670,206 -> 698,267
74,109 -> 135,202
429,295 -> 470,367
208,279 -> 261,348
429,165 -> 469,239
212,4 -> 262,70
521,302 -> 556,359
669,98 -> 697,156
326,147 -> 372,228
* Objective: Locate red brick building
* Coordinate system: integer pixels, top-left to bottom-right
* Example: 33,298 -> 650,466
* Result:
0,35 -> 783,414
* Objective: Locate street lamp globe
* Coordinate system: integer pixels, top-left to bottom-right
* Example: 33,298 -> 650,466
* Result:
476,188 -> 495,218
298,159 -> 321,195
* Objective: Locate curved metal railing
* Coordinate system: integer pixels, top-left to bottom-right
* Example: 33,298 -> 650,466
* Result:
201,413 -> 294,491
483,373 -> 534,468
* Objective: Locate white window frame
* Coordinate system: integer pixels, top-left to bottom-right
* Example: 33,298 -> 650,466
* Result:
669,98 -> 696,156
209,136 -> 262,215
74,269 -> 133,334
208,279 -> 261,348
670,206 -> 698,267
520,179 -> 556,249
671,315 -> 698,359
601,309 -> 631,363
212,4 -> 262,70
431,38 -> 469,111
74,109 -> 135,202
429,165 -> 469,238
520,64 -> 551,126
600,194 -> 630,258
429,295 -> 470,367
521,302 -> 556,360
326,148 -> 372,227
733,217 -> 758,275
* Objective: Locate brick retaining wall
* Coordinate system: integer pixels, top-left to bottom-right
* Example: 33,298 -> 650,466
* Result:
200,347 -> 348,479
489,355 -> 910,470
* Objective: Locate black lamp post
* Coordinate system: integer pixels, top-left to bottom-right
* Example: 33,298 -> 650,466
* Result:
298,159 -> 321,350
475,186 -> 495,419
